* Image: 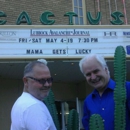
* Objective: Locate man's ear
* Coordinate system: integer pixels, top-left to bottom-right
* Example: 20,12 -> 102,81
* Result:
23,77 -> 28,87
105,67 -> 108,74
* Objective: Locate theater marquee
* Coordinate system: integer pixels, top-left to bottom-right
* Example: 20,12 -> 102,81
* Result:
0,25 -> 129,59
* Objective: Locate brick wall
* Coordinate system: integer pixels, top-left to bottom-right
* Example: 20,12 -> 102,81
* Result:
0,0 -> 129,25
85,0 -> 130,25
85,0 -> 96,25
126,0 -> 130,24
0,0 -> 72,25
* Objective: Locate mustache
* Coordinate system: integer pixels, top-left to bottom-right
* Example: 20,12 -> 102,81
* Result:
40,86 -> 50,90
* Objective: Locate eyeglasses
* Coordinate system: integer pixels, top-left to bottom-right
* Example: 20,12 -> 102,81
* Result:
26,76 -> 53,85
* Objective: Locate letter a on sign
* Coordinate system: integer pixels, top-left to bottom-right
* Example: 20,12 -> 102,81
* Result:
16,11 -> 32,25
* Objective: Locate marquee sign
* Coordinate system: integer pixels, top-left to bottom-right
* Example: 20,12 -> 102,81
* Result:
0,26 -> 129,59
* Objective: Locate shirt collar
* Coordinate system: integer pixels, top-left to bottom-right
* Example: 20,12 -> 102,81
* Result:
92,79 -> 115,96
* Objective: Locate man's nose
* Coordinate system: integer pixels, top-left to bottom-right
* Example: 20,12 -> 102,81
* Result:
91,73 -> 96,79
43,81 -> 50,86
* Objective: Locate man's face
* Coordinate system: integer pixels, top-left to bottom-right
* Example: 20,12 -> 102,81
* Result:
24,64 -> 52,100
82,57 -> 109,91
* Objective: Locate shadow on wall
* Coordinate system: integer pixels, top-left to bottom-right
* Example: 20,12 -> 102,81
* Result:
0,79 -> 23,130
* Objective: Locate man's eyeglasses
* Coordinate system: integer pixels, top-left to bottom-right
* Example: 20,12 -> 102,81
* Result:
26,76 -> 53,85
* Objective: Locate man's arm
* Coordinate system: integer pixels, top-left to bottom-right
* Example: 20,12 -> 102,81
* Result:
126,82 -> 130,111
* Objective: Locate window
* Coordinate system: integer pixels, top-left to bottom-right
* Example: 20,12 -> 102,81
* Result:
73,0 -> 84,25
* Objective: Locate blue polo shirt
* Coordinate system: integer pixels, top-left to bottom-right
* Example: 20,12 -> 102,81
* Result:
82,79 -> 130,130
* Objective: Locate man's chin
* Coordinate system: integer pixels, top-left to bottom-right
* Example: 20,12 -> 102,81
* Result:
92,82 -> 101,87
92,84 -> 102,89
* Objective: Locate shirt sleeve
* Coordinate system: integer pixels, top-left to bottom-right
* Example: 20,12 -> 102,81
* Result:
126,82 -> 130,111
82,99 -> 89,130
23,103 -> 51,130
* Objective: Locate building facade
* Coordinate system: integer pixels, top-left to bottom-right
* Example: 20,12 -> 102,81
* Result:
0,0 -> 130,130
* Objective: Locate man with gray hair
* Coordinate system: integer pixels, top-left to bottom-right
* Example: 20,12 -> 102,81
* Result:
79,54 -> 130,130
11,59 -> 56,130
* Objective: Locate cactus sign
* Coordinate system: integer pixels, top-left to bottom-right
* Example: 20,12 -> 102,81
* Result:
0,11 -> 126,25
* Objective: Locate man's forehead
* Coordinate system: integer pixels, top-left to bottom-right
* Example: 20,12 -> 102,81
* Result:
83,58 -> 102,71
83,57 -> 98,65
35,63 -> 47,67
32,64 -> 48,71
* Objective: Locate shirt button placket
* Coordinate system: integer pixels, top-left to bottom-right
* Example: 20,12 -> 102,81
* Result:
102,108 -> 105,110
102,108 -> 105,122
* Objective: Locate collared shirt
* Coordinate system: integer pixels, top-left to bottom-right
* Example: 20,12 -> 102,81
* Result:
82,79 -> 130,130
11,92 -> 56,130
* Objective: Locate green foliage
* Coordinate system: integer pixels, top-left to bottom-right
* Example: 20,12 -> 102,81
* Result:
114,46 -> 126,130
44,90 -> 60,130
67,109 -> 79,130
89,114 -> 104,130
